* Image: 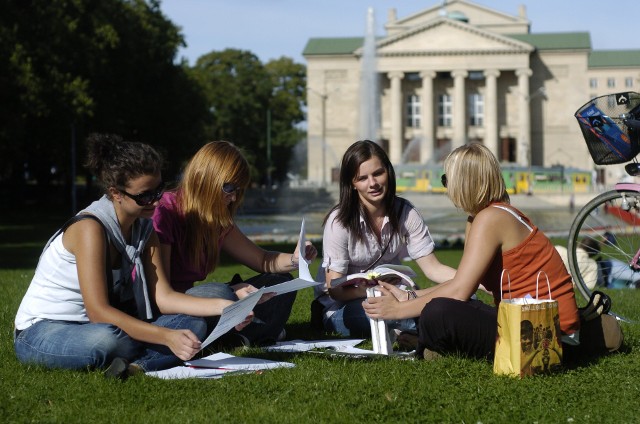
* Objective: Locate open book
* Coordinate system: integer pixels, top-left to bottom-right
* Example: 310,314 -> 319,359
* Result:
329,264 -> 417,289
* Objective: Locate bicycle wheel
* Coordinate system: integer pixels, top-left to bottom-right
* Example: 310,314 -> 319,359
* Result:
567,189 -> 640,302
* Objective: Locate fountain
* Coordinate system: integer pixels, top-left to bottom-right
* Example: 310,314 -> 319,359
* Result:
359,7 -> 380,142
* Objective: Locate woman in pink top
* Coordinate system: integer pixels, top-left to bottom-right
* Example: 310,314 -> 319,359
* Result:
153,141 -> 316,346
364,143 -> 580,359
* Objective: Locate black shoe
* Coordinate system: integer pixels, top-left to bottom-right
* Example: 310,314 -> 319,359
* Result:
104,357 -> 130,380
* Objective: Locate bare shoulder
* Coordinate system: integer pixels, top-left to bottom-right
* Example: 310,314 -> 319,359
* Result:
62,217 -> 106,253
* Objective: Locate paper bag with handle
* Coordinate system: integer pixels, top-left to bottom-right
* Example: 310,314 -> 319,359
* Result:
493,270 -> 563,377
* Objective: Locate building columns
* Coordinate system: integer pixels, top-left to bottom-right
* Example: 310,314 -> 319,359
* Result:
388,71 -> 405,163
419,71 -> 436,164
516,68 -> 532,167
452,70 -> 468,149
483,69 -> 500,158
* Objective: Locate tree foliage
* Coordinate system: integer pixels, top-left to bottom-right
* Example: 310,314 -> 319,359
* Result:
191,50 -> 306,185
0,0 -> 209,196
0,0 -> 307,205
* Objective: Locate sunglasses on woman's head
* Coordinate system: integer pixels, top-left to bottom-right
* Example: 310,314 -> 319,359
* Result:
441,174 -> 447,188
222,182 -> 240,195
118,181 -> 165,206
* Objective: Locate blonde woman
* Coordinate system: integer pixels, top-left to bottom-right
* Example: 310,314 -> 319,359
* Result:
153,141 -> 316,346
363,143 -> 580,359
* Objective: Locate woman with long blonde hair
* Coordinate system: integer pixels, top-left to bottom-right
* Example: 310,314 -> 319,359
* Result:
153,141 -> 316,346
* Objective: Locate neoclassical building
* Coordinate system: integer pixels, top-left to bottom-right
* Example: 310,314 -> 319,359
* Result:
303,0 -> 640,186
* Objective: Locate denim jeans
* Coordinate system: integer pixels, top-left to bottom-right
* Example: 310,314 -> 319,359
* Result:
325,298 -> 417,338
186,273 -> 296,345
14,313 -> 207,372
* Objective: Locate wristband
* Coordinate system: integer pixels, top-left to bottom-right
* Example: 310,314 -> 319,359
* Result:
290,254 -> 298,267
406,290 -> 417,300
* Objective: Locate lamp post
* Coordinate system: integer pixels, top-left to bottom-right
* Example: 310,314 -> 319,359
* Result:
308,87 -> 328,186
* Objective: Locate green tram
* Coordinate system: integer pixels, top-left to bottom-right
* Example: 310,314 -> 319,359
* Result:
395,164 -> 592,194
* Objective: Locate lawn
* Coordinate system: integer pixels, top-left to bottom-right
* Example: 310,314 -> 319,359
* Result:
1,210 -> 639,423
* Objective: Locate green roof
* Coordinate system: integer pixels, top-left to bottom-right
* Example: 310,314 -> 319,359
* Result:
303,32 -> 593,56
589,50 -> 640,68
303,38 -> 364,56
506,32 -> 591,50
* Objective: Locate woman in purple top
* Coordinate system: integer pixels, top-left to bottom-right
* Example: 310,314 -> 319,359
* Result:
153,141 -> 316,346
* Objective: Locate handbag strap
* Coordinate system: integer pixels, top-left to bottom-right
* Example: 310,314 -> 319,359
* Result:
500,270 -> 552,301
499,269 -> 511,300
536,271 -> 552,300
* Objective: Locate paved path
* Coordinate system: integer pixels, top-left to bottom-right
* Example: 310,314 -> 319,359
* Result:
237,188 -> 602,244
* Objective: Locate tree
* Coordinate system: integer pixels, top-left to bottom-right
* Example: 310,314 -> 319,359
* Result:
191,49 -> 307,185
0,0 -> 209,204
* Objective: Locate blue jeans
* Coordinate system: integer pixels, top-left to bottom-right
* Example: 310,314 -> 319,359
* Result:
325,298 -> 417,338
14,314 -> 207,372
186,273 -> 296,345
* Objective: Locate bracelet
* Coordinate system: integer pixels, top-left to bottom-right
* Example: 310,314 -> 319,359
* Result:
406,290 -> 417,300
290,254 -> 298,267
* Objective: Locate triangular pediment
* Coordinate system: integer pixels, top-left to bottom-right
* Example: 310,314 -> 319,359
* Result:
386,0 -> 529,37
373,17 -> 533,57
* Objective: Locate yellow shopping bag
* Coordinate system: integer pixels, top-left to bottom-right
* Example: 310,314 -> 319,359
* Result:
493,271 -> 563,377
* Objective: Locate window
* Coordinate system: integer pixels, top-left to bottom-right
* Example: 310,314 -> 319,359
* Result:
626,77 -> 634,88
589,78 -> 598,89
607,78 -> 616,88
406,94 -> 421,128
438,94 -> 452,127
468,93 -> 484,126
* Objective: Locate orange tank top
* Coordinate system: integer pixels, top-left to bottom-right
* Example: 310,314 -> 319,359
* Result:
486,204 -> 580,336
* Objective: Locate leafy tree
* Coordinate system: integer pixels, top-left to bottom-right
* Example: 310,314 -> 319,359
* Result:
191,49 -> 306,185
0,0 -> 209,204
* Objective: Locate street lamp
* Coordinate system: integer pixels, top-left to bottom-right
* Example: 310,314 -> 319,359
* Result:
308,87 -> 328,187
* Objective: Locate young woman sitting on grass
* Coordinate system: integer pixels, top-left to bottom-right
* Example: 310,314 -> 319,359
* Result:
316,140 -> 455,337
363,143 -> 580,359
13,134 -> 252,378
152,141 -> 317,346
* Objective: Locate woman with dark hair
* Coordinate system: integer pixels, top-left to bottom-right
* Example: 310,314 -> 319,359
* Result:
14,134 -> 251,378
315,140 -> 455,337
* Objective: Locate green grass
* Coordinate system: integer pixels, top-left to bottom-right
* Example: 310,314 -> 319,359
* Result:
2,216 -> 640,423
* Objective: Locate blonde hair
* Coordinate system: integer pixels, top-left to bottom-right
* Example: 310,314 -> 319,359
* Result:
444,143 -> 509,215
178,141 -> 250,271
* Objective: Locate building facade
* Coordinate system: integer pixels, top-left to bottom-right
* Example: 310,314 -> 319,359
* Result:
303,0 -> 640,186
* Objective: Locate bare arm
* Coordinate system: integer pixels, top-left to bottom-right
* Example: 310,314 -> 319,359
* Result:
68,220 -> 204,360
363,209 -> 506,320
325,268 -> 368,302
221,225 -> 317,274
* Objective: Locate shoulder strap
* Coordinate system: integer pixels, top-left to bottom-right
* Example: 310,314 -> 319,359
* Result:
491,204 -> 533,232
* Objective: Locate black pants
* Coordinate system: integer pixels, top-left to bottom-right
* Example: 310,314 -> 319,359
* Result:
187,272 -> 296,346
417,297 -> 497,360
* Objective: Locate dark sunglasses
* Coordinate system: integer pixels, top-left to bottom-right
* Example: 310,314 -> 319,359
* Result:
222,182 -> 241,195
118,181 -> 165,206
441,174 -> 447,188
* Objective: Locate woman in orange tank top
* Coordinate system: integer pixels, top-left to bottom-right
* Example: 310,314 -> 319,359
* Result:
363,143 -> 580,359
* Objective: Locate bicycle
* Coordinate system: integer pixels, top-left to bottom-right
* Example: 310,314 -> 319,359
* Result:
567,92 -> 640,319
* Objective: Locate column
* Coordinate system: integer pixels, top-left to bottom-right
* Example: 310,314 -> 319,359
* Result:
483,69 -> 500,158
516,68 -> 532,167
388,71 -> 404,164
420,71 -> 436,164
452,70 -> 468,149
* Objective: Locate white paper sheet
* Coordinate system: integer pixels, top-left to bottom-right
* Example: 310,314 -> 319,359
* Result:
297,217 -> 313,282
147,353 -> 294,380
262,339 -> 366,353
200,288 -> 265,351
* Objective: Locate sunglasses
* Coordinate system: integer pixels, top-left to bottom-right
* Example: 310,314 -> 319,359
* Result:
118,181 -> 165,206
441,174 -> 447,188
222,182 -> 241,195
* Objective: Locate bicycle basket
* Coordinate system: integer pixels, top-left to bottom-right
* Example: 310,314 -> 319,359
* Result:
575,92 -> 640,164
